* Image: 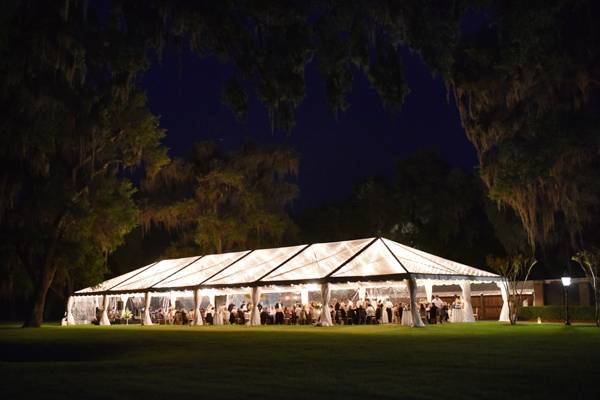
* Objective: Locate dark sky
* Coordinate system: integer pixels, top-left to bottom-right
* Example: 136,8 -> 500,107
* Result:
142,46 -> 478,210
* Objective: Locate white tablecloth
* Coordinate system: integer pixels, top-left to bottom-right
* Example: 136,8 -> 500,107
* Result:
401,311 -> 413,326
449,308 -> 464,323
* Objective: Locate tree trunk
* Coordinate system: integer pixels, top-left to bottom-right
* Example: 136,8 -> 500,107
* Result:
22,264 -> 57,328
595,289 -> 599,328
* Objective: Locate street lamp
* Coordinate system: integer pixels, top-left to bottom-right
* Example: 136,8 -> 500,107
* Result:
561,275 -> 571,326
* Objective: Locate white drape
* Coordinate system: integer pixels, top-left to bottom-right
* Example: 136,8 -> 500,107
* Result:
193,288 -> 203,326
358,286 -> 366,302
424,280 -> 433,303
143,292 -> 153,325
214,306 -> 224,325
250,286 -> 261,326
208,294 -> 216,308
460,281 -> 475,322
319,282 -> 333,326
407,277 -> 425,327
301,289 -> 309,305
120,295 -> 129,318
100,295 -> 111,325
66,296 -> 75,325
497,280 -> 510,322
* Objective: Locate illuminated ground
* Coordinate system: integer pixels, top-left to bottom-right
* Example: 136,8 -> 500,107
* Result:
1,322 -> 599,399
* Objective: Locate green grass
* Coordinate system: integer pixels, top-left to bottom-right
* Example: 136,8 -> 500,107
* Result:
1,322 -> 599,399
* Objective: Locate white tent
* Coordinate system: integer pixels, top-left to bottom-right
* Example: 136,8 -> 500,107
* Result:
67,237 -> 503,327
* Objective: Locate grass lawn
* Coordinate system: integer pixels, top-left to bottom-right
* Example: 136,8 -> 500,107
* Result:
1,322 -> 599,399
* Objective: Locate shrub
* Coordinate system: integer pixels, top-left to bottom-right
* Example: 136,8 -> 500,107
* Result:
517,306 -> 596,322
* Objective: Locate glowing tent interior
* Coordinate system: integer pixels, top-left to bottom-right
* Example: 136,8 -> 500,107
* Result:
66,237 -> 505,327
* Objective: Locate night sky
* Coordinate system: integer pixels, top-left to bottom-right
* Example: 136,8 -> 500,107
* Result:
142,46 -> 478,210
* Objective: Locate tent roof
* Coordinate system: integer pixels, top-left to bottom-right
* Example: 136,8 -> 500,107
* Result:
76,237 -> 499,295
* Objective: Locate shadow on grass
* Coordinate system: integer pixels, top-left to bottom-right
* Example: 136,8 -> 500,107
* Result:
0,341 -> 129,362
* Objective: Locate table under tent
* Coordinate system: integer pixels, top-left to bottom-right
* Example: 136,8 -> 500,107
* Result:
66,237 -> 508,327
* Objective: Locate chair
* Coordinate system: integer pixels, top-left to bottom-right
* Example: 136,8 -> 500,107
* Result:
473,307 -> 479,321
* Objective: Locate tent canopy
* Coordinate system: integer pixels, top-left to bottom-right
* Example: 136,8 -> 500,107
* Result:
75,237 -> 499,296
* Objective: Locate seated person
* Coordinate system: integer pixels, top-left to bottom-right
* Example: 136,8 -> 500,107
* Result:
237,308 -> 246,324
229,308 -> 237,324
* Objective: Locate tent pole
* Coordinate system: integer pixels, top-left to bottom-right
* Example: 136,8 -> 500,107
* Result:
496,281 -> 510,322
99,294 -> 111,326
407,277 -> 425,327
66,296 -> 75,325
319,282 -> 333,326
143,292 -> 153,325
424,280 -> 433,303
193,288 -> 203,326
460,281 -> 475,322
250,287 -> 261,326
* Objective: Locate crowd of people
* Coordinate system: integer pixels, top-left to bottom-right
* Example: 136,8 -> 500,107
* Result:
94,294 -> 467,326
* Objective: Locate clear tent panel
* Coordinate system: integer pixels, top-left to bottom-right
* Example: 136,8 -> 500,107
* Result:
329,238 -> 405,278
125,295 -> 145,320
203,244 -> 308,286
110,256 -> 202,291
226,293 -> 251,307
152,250 -> 250,289
75,262 -> 155,293
382,238 -> 496,276
259,238 -> 374,283
72,296 -> 100,324
330,289 -> 359,304
364,286 -> 410,303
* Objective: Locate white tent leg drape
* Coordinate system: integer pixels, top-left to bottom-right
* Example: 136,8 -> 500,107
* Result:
193,288 -> 203,326
214,306 -> 224,325
120,295 -> 129,318
100,295 -> 111,325
319,282 -> 333,326
250,286 -> 261,326
66,296 -> 75,325
301,289 -> 309,305
143,292 -> 153,325
497,280 -> 510,322
424,280 -> 433,303
170,291 -> 177,309
460,281 -> 475,322
407,277 -> 425,327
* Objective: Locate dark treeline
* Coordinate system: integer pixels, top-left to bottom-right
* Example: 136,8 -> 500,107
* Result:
1,1 -> 599,325
297,151 -> 526,268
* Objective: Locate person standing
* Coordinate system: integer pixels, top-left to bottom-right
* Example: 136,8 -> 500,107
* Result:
275,302 -> 284,324
385,299 -> 393,323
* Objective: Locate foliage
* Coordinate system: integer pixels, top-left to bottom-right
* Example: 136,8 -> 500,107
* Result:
2,0 -> 599,326
487,255 -> 537,325
298,152 -> 504,267
573,248 -> 600,326
141,142 -> 299,255
0,1 -> 168,326
450,1 -> 600,250
111,0 -> 471,131
517,306 -> 596,322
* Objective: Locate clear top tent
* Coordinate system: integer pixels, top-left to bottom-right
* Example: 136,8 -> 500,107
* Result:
67,237 -> 507,327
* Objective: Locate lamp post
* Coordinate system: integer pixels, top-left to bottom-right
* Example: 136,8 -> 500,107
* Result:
561,275 -> 571,326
